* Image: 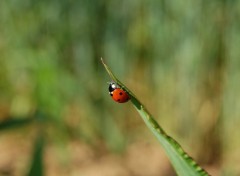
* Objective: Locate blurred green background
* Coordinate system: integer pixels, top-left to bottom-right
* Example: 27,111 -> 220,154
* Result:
0,0 -> 240,176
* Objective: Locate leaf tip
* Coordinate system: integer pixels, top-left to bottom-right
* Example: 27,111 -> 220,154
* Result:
100,57 -> 105,64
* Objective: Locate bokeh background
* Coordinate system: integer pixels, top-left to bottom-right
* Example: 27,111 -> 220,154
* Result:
0,0 -> 240,176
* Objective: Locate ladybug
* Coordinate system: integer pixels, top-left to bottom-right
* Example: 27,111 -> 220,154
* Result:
108,82 -> 130,103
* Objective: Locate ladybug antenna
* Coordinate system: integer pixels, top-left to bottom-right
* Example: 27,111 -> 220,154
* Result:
107,81 -> 115,84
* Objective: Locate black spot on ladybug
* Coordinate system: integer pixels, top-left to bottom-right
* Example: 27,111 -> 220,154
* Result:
117,99 -> 120,102
119,92 -> 123,95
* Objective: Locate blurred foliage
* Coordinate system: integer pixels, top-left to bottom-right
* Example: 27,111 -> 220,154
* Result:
28,134 -> 44,176
0,0 -> 240,175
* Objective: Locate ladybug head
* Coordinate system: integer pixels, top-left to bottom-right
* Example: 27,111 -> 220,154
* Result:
108,82 -> 119,92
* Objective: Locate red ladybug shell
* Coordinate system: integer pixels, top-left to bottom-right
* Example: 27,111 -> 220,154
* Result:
111,88 -> 130,103
108,82 -> 130,103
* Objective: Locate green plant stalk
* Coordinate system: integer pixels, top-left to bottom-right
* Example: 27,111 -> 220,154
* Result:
101,58 -> 210,176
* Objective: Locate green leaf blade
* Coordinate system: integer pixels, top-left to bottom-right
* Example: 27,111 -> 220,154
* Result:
28,135 -> 45,176
101,58 -> 210,176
